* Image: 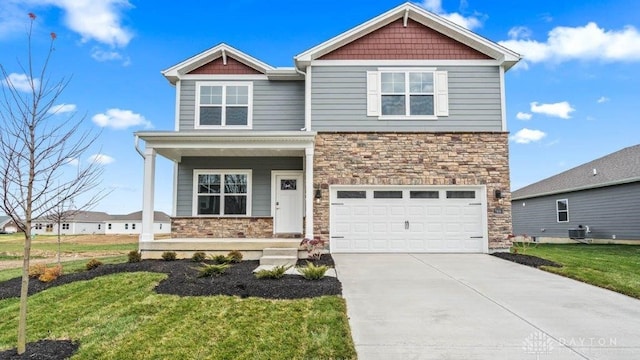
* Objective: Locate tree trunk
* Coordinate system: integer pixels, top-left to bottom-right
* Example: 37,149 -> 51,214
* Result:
17,228 -> 31,354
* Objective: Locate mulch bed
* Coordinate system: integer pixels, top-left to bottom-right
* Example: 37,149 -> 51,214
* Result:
492,252 -> 562,268
0,255 -> 340,359
0,340 -> 78,360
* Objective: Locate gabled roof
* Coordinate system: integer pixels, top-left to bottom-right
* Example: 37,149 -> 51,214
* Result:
57,211 -> 110,223
162,43 -> 276,85
512,144 -> 640,200
294,2 -> 520,70
0,216 -> 11,227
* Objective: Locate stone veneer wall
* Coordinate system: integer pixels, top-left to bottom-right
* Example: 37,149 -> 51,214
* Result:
171,217 -> 274,238
313,132 -> 512,250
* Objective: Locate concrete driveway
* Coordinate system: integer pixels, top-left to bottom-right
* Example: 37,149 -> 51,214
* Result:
333,254 -> 640,360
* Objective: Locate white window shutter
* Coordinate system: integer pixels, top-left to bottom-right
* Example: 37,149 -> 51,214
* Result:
435,71 -> 449,117
366,71 -> 380,117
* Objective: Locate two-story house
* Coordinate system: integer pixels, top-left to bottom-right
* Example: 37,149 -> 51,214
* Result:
135,2 -> 520,259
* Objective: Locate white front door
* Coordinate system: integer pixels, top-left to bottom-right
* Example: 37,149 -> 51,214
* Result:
273,172 -> 303,234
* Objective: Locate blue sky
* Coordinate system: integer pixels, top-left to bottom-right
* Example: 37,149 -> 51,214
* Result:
1,0 -> 639,215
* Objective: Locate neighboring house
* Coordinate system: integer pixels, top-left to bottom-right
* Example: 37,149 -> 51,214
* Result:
135,3 -> 520,256
105,211 -> 171,235
31,210 -> 171,235
32,211 -> 108,236
0,216 -> 18,233
512,144 -> 640,243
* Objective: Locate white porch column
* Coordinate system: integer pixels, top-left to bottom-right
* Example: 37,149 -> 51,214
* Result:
140,147 -> 156,242
304,147 -> 314,239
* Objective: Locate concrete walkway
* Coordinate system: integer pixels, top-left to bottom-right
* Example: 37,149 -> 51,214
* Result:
333,254 -> 640,360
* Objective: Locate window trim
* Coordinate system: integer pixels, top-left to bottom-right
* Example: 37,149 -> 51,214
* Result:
367,67 -> 448,119
194,81 -> 253,129
556,199 -> 569,223
192,169 -> 252,217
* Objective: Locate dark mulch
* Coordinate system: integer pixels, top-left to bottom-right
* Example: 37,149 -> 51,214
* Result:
0,340 -> 78,360
492,252 -> 562,268
0,254 -> 341,301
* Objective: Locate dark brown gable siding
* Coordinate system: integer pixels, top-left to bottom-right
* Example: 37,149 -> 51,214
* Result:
319,19 -> 491,60
187,56 -> 263,74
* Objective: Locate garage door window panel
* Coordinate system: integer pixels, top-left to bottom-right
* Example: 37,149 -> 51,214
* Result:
337,191 -> 367,199
373,191 -> 403,199
446,191 -> 475,199
410,191 -> 439,199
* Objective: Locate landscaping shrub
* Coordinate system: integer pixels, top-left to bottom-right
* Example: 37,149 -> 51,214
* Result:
191,252 -> 206,262
86,259 -> 103,270
255,265 -> 292,279
161,251 -> 177,261
28,263 -> 47,278
210,254 -> 231,264
197,263 -> 230,278
227,250 -> 243,263
298,261 -> 329,280
39,265 -> 62,283
128,250 -> 142,263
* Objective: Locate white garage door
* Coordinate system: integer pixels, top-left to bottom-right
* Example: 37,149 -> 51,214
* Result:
330,186 -> 487,253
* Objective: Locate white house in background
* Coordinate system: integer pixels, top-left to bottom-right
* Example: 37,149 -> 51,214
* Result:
105,211 -> 171,235
0,216 -> 19,233
32,211 -> 108,236
31,210 -> 171,235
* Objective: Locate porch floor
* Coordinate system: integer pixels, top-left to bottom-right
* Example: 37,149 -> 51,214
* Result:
139,238 -> 305,260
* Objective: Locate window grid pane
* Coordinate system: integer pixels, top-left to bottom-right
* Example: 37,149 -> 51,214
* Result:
381,72 -> 405,93
409,72 -> 434,93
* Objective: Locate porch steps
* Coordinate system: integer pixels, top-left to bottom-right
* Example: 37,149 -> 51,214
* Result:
259,247 -> 298,266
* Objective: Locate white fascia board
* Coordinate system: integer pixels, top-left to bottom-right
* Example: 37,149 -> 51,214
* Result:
266,68 -> 305,81
310,59 -> 502,67
161,43 -> 275,84
294,3 -> 521,70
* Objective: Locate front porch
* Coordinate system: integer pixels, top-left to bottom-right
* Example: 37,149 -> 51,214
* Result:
134,131 -> 317,255
139,237 -> 306,260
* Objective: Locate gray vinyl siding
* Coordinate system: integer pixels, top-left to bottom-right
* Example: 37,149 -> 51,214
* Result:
311,66 -> 502,132
176,157 -> 303,216
179,80 -> 304,131
512,182 -> 640,240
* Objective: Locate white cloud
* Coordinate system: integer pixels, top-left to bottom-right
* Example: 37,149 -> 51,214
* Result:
530,101 -> 575,119
48,103 -> 77,114
92,108 -> 152,129
0,0 -> 133,47
516,112 -> 532,121
2,73 -> 39,93
88,154 -> 114,165
510,128 -> 547,144
417,0 -> 483,30
508,26 -> 532,40
90,48 -> 131,65
597,96 -> 610,103
499,22 -> 640,66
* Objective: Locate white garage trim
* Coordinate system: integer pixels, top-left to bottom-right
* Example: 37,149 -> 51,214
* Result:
330,185 -> 488,253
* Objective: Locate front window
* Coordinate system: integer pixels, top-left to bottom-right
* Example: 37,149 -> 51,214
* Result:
556,199 -> 569,222
125,224 -> 129,230
108,223 -> 112,230
194,170 -> 251,216
196,82 -> 252,128
45,224 -> 53,232
62,223 -> 70,230
381,71 -> 434,116
132,223 -> 136,230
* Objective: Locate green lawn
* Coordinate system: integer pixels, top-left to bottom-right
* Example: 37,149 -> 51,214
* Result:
0,271 -> 356,359
0,234 -> 136,254
522,244 -> 640,299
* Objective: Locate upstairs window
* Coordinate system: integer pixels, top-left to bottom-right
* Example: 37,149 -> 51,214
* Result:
196,82 -> 252,128
367,69 -> 448,118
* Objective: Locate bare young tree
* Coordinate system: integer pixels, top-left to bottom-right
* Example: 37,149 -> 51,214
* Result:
0,13 -> 107,354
